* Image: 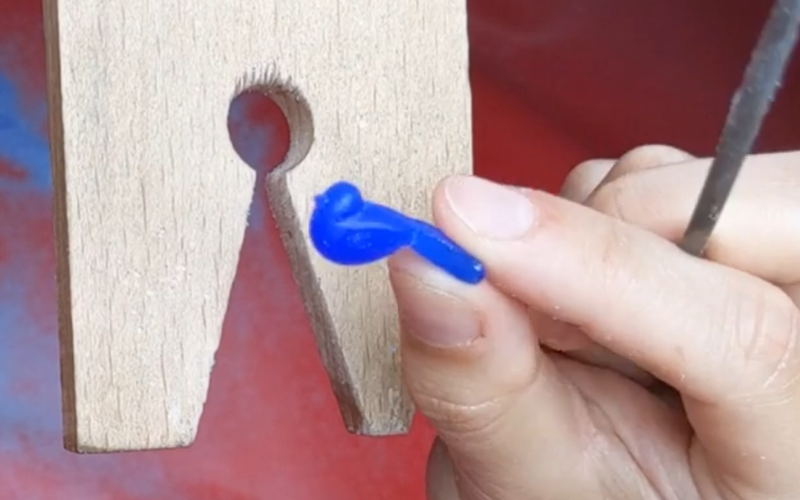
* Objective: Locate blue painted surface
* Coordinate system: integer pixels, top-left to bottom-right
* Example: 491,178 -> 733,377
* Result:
0,74 -> 50,191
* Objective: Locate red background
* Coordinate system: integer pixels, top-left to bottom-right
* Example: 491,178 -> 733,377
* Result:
1,0 -> 799,498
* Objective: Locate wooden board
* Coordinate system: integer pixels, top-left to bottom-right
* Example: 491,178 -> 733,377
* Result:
43,0 -> 473,452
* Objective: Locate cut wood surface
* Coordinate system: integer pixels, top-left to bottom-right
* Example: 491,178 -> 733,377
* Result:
43,0 -> 472,452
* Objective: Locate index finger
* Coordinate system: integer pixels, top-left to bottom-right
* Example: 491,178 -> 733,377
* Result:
434,175 -> 800,405
587,151 -> 800,285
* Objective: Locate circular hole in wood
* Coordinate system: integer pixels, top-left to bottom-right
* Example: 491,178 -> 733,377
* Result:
227,90 -> 290,174
227,76 -> 314,178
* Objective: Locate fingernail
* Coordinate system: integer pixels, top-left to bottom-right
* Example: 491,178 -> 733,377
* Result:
390,251 -> 481,347
444,176 -> 535,240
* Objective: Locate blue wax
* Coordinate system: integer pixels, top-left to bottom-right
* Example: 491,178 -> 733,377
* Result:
309,181 -> 485,284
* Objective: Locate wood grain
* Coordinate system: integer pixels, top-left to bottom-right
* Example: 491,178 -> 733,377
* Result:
44,0 -> 472,452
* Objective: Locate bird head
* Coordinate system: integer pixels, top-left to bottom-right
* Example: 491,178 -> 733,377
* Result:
313,181 -> 364,220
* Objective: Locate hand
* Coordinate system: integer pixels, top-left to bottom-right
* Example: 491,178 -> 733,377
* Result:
560,146 -> 800,384
388,148 -> 800,499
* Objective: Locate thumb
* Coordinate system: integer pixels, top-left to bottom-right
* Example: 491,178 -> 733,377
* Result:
388,251 -> 595,498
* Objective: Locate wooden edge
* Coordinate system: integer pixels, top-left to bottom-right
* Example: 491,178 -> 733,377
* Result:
42,0 -> 79,452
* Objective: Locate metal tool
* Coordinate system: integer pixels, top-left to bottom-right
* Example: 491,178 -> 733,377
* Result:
680,0 -> 800,256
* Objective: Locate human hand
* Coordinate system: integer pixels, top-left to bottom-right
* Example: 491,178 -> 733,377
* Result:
388,147 -> 800,499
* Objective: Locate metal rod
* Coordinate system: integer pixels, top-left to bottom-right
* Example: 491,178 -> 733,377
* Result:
680,0 -> 800,256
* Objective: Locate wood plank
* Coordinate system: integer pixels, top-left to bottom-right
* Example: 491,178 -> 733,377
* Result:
43,0 -> 473,452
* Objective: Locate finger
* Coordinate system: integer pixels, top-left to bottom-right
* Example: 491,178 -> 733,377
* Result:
560,159 -> 614,202
426,439 -> 460,500
587,151 -> 800,285
435,174 -> 799,402
388,250 -> 598,499
532,312 -> 655,386
556,145 -> 692,381
596,144 -> 694,185
560,145 -> 693,204
434,175 -> 800,490
784,283 -> 800,306
557,159 -> 637,379
428,359 -> 693,500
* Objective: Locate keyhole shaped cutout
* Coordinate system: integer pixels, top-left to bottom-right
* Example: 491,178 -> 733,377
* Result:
225,80 -> 397,435
222,14 -> 476,434
225,74 -> 419,436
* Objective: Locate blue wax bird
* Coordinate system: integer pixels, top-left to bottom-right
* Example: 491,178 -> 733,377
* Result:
309,181 -> 485,285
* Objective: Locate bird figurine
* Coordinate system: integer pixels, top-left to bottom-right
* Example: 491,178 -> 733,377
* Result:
309,181 -> 485,284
